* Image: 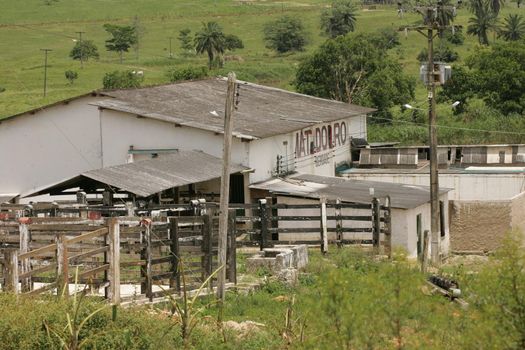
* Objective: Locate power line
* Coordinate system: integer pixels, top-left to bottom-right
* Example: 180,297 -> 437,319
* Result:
40,48 -> 52,97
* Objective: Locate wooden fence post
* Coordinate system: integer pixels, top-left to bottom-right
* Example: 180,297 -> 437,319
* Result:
108,218 -> 120,305
384,196 -> 392,258
169,218 -> 181,292
56,234 -> 69,297
258,199 -> 268,251
18,218 -> 32,292
335,198 -> 343,247
140,219 -> 153,301
227,209 -> 237,284
265,197 -> 273,247
371,198 -> 381,253
320,197 -> 328,254
421,230 -> 429,273
3,248 -> 19,294
201,214 -> 213,281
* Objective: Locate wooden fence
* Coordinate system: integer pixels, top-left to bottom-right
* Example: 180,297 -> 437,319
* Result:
231,197 -> 391,253
0,212 -> 237,303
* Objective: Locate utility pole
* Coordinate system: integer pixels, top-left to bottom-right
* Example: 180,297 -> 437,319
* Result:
401,4 -> 459,266
75,31 -> 85,68
168,37 -> 173,59
217,72 -> 237,302
40,48 -> 52,97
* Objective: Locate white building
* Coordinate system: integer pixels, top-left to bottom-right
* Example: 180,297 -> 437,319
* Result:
0,78 -> 373,203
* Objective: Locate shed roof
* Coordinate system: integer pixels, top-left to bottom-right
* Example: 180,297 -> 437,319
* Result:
93,78 -> 375,140
250,174 -> 451,209
23,151 -> 247,198
0,194 -> 18,203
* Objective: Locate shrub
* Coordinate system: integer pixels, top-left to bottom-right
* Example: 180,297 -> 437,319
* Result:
102,70 -> 143,89
263,16 -> 309,53
64,70 -> 78,85
225,34 -> 244,51
69,40 -> 99,61
166,66 -> 208,82
417,44 -> 459,62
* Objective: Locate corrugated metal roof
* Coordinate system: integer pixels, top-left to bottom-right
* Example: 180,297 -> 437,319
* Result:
250,174 -> 451,209
0,194 -> 18,203
23,151 -> 247,198
94,78 -> 375,139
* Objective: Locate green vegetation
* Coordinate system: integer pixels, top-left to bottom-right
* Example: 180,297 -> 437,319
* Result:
103,24 -> 138,64
263,16 -> 309,53
320,0 -> 358,38
295,31 -> 414,122
69,40 -> 99,62
64,70 -> 78,85
0,0 -> 525,144
166,66 -> 208,83
102,70 -> 143,89
0,233 -> 523,349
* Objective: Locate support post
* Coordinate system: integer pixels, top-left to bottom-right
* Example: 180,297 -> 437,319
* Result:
56,234 -> 69,297
320,197 -> 328,254
427,21 -> 441,265
258,198 -> 268,251
108,218 -> 120,305
18,218 -> 32,292
169,218 -> 181,292
335,198 -> 343,247
202,214 -> 213,281
3,248 -> 19,294
265,197 -> 274,247
217,72 -> 236,300
372,198 -> 381,253
227,209 -> 237,284
141,219 -> 153,301
384,196 -> 392,258
422,230 -> 430,273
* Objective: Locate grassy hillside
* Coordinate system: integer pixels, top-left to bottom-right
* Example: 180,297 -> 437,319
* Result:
0,0 -> 524,142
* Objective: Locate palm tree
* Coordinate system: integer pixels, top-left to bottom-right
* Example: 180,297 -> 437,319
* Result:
320,0 -> 358,38
194,22 -> 226,69
467,0 -> 498,45
498,14 -> 525,41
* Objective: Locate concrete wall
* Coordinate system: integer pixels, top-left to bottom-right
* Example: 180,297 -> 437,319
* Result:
449,200 -> 513,252
342,173 -> 525,201
0,96 -> 102,195
511,191 -> 525,236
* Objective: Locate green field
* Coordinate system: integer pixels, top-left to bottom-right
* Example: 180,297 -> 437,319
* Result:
1,0 -> 524,142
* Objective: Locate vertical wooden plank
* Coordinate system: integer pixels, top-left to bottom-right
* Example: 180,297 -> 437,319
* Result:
3,248 -> 19,294
258,199 -> 268,251
422,230 -> 429,273
384,196 -> 392,258
142,219 -> 153,301
169,218 -> 181,292
56,234 -> 69,297
371,198 -> 381,253
108,218 -> 120,305
201,214 -> 213,281
265,197 -> 274,248
335,198 -> 343,247
227,209 -> 237,284
320,197 -> 328,254
18,218 -> 32,292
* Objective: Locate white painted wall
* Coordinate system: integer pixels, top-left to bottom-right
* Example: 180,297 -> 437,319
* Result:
342,173 -> 525,201
0,96 -> 101,195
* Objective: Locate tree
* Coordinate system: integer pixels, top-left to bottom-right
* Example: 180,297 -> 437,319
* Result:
467,0 -> 498,45
263,16 -> 309,53
69,40 -> 99,61
102,70 -> 143,89
498,13 -> 525,41
320,0 -> 358,38
417,43 -> 459,62
103,24 -> 138,63
178,28 -> 194,53
194,22 -> 226,69
441,42 -> 525,114
64,70 -> 78,85
295,32 -> 414,123
224,34 -> 244,51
